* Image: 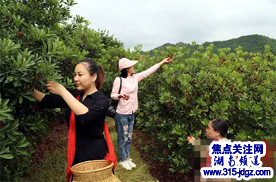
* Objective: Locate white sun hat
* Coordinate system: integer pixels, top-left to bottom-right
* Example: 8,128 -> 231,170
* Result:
118,58 -> 138,71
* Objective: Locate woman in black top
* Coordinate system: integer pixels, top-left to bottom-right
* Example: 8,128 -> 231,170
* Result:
32,59 -> 109,178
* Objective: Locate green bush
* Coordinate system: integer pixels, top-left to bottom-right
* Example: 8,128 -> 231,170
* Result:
136,45 -> 276,173
0,0 -> 129,180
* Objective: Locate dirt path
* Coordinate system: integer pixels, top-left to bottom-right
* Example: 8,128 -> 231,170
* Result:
22,118 -> 158,182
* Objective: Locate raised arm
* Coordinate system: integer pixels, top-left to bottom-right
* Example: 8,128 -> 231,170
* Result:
33,88 -> 70,109
45,81 -> 89,115
134,57 -> 172,82
60,89 -> 89,115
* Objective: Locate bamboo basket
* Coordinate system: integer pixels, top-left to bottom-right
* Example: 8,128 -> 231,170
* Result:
71,160 -> 120,182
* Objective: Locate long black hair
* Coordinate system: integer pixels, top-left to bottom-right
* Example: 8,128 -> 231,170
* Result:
77,59 -> 105,90
211,118 -> 228,138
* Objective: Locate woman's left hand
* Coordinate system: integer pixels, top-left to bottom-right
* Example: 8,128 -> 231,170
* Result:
46,81 -> 67,96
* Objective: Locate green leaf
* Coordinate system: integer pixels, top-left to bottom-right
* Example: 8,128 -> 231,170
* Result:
23,95 -> 35,102
17,141 -> 30,148
0,154 -> 14,159
7,134 -> 16,142
16,149 -> 29,156
19,96 -> 23,104
0,147 -> 10,155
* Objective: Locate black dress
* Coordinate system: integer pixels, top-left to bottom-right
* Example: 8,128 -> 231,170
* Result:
38,90 -> 109,165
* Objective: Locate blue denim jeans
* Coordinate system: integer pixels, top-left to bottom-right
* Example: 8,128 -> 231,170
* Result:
114,113 -> 134,161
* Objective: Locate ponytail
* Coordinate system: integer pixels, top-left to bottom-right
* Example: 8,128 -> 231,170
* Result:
96,65 -> 105,90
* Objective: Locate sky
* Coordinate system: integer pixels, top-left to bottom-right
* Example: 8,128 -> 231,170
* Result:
70,0 -> 276,51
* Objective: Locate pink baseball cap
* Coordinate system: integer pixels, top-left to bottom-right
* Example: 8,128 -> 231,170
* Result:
118,58 -> 138,71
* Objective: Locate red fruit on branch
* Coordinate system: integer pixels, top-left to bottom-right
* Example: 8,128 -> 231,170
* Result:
167,54 -> 174,59
65,66 -> 69,70
229,86 -> 233,90
35,76 -> 39,80
167,103 -> 173,109
157,117 -> 162,122
29,105 -> 34,109
0,122 -> 3,129
18,33 -> 24,37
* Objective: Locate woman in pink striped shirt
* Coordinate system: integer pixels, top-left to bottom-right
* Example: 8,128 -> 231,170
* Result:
111,57 -> 172,170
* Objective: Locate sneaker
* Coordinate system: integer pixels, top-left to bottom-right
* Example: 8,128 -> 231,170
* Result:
127,159 -> 136,168
119,160 -> 132,170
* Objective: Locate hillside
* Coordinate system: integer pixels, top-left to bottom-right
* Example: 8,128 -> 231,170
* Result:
151,34 -> 276,54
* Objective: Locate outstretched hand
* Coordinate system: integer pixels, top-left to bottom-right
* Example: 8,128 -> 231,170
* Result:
187,135 -> 195,145
163,56 -> 173,63
159,56 -> 173,66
